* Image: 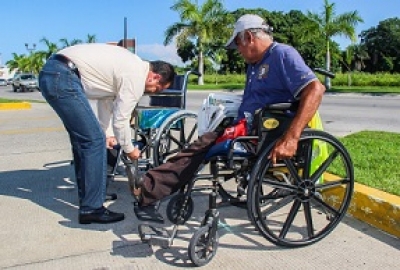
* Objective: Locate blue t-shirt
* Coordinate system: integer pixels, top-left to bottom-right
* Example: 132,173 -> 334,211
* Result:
237,42 -> 317,119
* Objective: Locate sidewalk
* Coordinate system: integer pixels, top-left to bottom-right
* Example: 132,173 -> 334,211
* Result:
0,102 -> 398,269
2,100 -> 399,238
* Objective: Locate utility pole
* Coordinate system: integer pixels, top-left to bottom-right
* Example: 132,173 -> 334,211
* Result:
25,43 -> 36,74
25,43 -> 36,54
123,17 -> 127,49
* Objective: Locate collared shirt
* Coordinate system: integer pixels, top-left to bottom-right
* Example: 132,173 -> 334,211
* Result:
59,43 -> 149,153
237,42 -> 317,119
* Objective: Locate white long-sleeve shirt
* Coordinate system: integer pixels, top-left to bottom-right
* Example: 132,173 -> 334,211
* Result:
59,43 -> 149,153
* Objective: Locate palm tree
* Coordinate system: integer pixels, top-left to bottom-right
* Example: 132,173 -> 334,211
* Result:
86,34 -> 97,43
29,52 -> 45,74
351,44 -> 369,71
5,53 -> 24,72
59,38 -> 83,49
164,0 -> 228,85
307,0 -> 363,88
40,37 -> 59,59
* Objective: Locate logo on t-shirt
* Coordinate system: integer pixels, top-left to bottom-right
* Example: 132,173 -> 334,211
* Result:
258,64 -> 269,79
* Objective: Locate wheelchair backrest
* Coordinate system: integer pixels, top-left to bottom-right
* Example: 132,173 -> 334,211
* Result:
253,103 -> 297,152
149,74 -> 187,108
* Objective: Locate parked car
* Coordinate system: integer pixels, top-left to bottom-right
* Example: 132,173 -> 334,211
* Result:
0,78 -> 7,86
7,78 -> 13,85
12,73 -> 40,92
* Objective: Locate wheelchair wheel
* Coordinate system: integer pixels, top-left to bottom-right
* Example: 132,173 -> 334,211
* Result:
247,129 -> 354,247
188,225 -> 219,267
153,110 -> 198,167
166,193 -> 194,224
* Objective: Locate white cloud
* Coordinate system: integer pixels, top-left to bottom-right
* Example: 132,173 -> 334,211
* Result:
136,42 -> 186,67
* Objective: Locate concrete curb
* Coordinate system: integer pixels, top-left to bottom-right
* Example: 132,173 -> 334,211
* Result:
324,174 -> 400,238
0,102 -> 31,110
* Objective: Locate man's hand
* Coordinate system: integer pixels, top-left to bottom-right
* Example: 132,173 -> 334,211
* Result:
268,134 -> 299,164
106,136 -> 118,149
126,146 -> 141,160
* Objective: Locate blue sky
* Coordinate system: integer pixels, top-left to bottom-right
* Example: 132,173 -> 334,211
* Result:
1,0 -> 399,67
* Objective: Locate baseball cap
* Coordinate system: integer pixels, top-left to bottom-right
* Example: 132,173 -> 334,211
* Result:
225,14 -> 271,49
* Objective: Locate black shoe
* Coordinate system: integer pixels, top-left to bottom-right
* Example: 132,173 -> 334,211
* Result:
134,202 -> 164,224
79,207 -> 125,224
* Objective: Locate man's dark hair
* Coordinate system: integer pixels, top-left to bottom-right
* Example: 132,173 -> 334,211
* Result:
150,61 -> 176,85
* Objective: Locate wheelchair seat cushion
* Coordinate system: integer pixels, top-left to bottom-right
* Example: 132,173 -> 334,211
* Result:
204,139 -> 252,160
137,108 -> 180,130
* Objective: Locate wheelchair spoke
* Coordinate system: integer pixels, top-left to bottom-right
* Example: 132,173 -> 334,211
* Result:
301,140 -> 313,179
316,177 -> 351,191
311,194 -> 340,217
258,195 -> 295,216
261,177 -> 297,190
168,133 -> 184,147
185,123 -> 198,143
258,177 -> 296,201
310,149 -> 340,184
302,201 -> 315,238
284,159 -> 302,184
279,199 -> 301,239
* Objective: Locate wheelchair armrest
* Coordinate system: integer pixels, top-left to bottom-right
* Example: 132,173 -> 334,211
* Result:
227,136 -> 258,166
264,102 -> 298,111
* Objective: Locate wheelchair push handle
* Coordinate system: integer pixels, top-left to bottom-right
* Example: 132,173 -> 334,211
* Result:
313,68 -> 335,79
184,70 -> 201,77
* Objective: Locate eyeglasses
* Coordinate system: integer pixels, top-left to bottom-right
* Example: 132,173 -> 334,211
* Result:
236,28 -> 267,46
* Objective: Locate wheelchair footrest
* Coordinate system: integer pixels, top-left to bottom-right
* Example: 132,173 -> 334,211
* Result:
138,224 -> 172,249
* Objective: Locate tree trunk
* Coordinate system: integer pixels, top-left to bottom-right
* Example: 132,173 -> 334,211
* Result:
347,72 -> 352,86
198,50 -> 204,85
324,41 -> 331,90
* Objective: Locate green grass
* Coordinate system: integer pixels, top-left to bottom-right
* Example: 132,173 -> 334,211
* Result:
187,72 -> 400,89
0,98 -> 25,103
338,131 -> 400,196
188,83 -> 400,94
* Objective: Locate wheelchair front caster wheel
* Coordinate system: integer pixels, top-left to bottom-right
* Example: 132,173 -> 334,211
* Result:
166,193 -> 194,224
188,225 -> 219,267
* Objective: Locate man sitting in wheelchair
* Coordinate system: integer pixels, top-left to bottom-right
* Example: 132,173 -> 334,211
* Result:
130,14 -> 326,222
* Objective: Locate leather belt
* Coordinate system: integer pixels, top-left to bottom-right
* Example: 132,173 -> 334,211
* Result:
50,54 -> 80,78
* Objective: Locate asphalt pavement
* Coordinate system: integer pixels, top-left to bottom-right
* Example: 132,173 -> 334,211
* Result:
0,87 -> 399,269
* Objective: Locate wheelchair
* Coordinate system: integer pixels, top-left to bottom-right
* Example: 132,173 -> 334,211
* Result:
107,70 -> 201,186
119,69 -> 355,267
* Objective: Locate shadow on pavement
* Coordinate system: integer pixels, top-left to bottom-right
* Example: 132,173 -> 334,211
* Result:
0,160 -> 128,232
340,216 -> 400,249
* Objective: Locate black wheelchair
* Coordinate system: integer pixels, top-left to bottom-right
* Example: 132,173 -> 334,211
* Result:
117,69 -> 354,267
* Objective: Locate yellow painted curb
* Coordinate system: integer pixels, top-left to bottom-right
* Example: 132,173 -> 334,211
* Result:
0,102 -> 31,110
323,173 -> 400,238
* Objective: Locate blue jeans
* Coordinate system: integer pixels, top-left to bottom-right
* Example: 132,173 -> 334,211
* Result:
39,59 -> 107,213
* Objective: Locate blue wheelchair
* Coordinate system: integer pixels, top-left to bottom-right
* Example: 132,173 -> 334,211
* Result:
117,69 -> 354,267
107,70 -> 201,183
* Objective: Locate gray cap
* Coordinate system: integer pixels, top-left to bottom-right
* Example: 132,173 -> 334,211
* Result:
225,14 -> 271,49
